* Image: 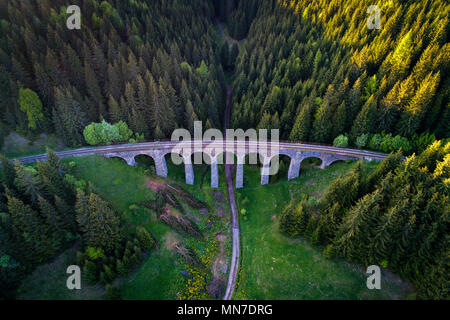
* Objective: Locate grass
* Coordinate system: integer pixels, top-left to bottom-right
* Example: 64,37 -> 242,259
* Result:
16,155 -> 411,300
17,155 -> 232,300
120,158 -> 231,299
1,131 -> 67,158
67,156 -> 156,212
234,159 -> 412,300
18,246 -> 105,300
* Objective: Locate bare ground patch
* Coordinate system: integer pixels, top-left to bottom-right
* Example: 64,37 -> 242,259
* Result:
213,191 -> 226,218
208,233 -> 228,298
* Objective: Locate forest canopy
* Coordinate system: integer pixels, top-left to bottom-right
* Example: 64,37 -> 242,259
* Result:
0,0 -> 226,147
227,0 -> 449,143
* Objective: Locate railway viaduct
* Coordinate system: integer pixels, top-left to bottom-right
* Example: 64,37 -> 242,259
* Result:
16,140 -> 388,189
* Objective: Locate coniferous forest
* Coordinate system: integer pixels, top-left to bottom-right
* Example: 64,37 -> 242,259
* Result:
0,0 -> 225,148
0,0 -> 449,302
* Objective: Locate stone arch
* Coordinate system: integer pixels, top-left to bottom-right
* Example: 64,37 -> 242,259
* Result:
106,156 -> 130,165
300,156 -> 323,170
103,152 -> 136,166
190,151 -> 212,187
134,153 -> 156,169
162,150 -> 190,183
326,159 -> 346,168
267,154 -> 292,184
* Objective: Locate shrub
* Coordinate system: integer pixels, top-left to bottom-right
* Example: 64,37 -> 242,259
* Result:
100,272 -> 108,285
83,260 -> 98,285
135,133 -> 145,142
136,227 -> 155,252
279,200 -> 310,237
355,134 -> 370,148
85,247 -> 105,261
391,135 -> 413,154
83,120 -> 122,145
114,121 -> 133,141
105,284 -> 122,300
380,133 -> 394,153
103,264 -> 115,283
116,259 -> 127,277
333,135 -> 349,148
368,134 -> 382,150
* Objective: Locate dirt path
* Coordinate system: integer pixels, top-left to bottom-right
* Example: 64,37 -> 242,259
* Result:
218,17 -> 240,299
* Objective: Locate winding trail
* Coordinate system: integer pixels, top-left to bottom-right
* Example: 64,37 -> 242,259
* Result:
217,17 -> 240,300
222,84 -> 239,300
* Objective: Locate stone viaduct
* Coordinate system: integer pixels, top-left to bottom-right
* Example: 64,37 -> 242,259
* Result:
95,141 -> 385,189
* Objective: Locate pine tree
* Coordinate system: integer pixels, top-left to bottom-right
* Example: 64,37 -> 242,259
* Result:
350,96 -> 378,141
332,101 -> 347,139
76,192 -> 122,253
38,195 -> 65,244
136,227 -> 155,252
7,196 -> 55,263
396,72 -> 440,137
14,160 -> 42,205
0,155 -> 17,191
289,102 -> 313,142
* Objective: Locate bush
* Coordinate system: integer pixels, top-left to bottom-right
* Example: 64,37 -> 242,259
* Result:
85,247 -> 105,261
333,135 -> 349,148
83,260 -> 98,285
103,264 -> 115,283
135,133 -> 145,142
136,227 -> 155,252
83,120 -> 122,146
355,134 -> 369,148
368,134 -> 382,150
105,284 -> 122,300
116,259 -> 127,277
391,135 -> 413,154
380,133 -> 394,153
114,121 -> 133,141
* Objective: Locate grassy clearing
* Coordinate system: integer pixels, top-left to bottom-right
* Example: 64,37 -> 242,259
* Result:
17,155 -> 231,300
16,155 -> 410,300
18,245 -> 104,300
234,160 -> 411,300
1,131 -> 66,158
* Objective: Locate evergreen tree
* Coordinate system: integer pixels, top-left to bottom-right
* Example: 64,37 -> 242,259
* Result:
76,192 -> 123,253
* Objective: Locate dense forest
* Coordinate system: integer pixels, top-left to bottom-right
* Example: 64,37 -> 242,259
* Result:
0,150 -> 156,299
0,0 -> 449,301
0,0 -> 226,148
228,0 -> 449,143
280,141 -> 449,299
0,0 -> 448,149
